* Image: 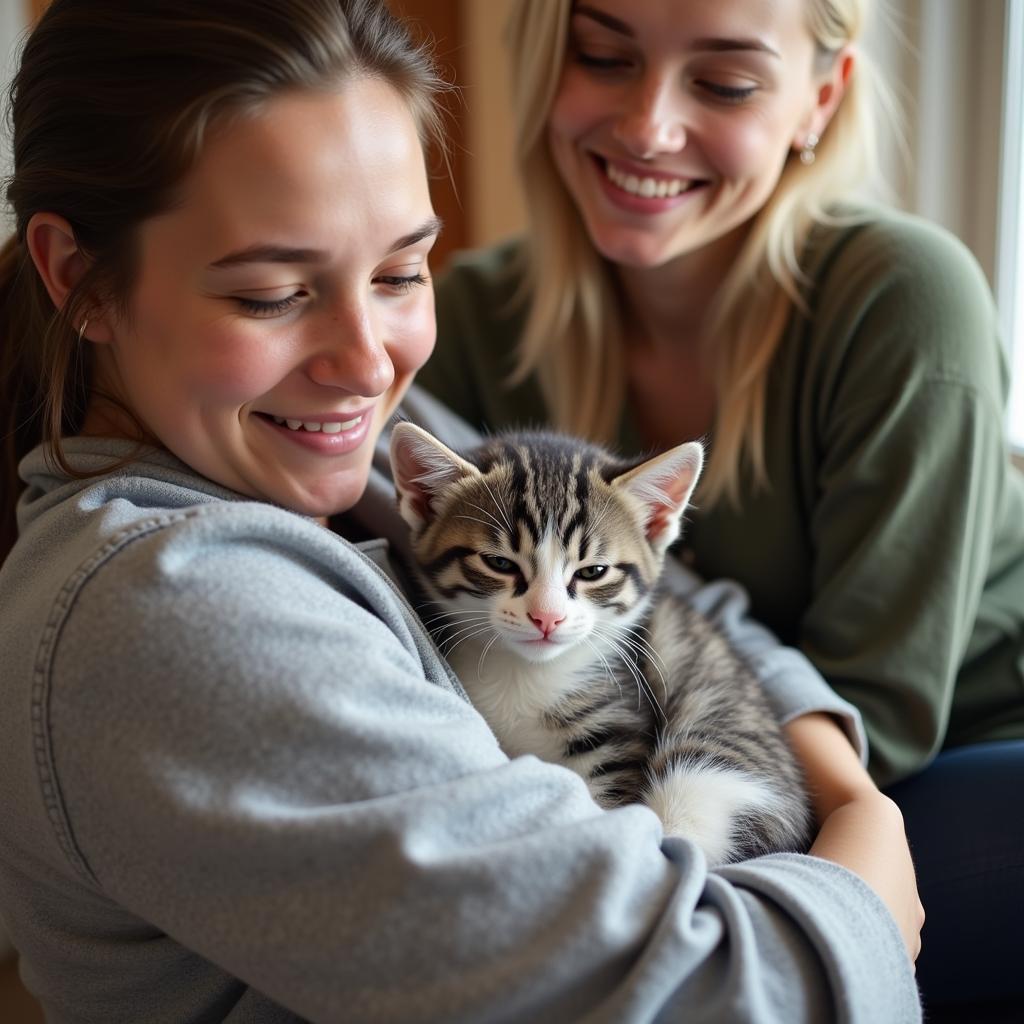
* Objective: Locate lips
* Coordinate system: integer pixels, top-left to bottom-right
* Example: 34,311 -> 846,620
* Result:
271,414 -> 364,434
254,408 -> 375,454
597,156 -> 708,201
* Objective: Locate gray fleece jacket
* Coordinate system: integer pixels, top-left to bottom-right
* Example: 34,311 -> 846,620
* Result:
0,388 -> 919,1023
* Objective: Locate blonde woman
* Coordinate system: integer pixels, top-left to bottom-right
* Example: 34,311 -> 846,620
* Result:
419,0 -> 1024,1013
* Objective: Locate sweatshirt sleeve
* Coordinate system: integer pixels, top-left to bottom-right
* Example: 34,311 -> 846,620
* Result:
801,216 -> 1008,785
46,503 -> 919,1023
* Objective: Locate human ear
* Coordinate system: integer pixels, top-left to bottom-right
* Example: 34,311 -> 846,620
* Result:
24,212 -> 114,343
795,45 -> 855,152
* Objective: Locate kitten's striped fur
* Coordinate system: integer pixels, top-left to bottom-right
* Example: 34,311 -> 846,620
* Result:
390,425 -> 812,865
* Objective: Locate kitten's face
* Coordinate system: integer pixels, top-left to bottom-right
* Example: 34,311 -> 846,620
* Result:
391,427 -> 703,665
415,467 -> 657,663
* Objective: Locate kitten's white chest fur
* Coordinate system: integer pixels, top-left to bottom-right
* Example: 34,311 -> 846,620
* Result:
448,620 -> 793,867
447,639 -> 594,762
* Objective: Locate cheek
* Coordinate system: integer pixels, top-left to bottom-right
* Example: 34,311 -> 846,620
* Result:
183,327 -> 293,404
547,68 -> 603,148
125,280 -> 287,402
703,118 -> 776,177
388,292 -> 436,377
704,107 -> 798,180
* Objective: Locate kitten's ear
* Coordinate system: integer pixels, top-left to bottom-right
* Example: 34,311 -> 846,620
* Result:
611,442 -> 704,553
389,422 -> 480,530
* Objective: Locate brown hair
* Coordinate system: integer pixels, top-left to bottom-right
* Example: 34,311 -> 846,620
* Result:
0,0 -> 448,562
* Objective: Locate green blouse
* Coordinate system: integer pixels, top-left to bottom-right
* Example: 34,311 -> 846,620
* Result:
419,207 -> 1024,786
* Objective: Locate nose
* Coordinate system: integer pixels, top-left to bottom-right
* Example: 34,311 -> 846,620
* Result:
307,301 -> 395,397
528,608 -> 566,638
613,73 -> 686,159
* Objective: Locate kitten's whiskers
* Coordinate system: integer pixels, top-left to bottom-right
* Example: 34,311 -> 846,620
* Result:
429,615 -> 493,651
478,477 -> 515,540
421,608 -> 491,629
477,632 -> 501,680
458,499 -> 508,537
434,617 -> 495,646
581,636 -> 624,700
441,623 -> 499,659
456,513 -> 505,535
602,623 -> 669,702
582,491 -> 617,546
591,626 -> 666,722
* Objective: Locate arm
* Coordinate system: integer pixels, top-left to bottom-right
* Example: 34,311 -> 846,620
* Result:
800,216 -> 1007,785
48,504 -> 920,1023
786,714 -> 924,962
659,557 -> 924,961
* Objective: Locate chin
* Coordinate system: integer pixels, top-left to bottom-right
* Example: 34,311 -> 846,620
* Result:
506,638 -> 571,664
280,478 -> 368,521
588,226 -> 683,270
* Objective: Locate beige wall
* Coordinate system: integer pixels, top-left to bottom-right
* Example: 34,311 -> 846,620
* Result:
462,0 -> 524,247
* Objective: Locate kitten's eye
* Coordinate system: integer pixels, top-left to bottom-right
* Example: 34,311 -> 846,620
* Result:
482,553 -> 518,575
575,564 -> 609,581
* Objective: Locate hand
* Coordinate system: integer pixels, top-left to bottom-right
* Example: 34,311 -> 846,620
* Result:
785,714 -> 925,963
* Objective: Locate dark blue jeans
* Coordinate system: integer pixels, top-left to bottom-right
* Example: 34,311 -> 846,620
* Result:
885,740 -> 1024,1008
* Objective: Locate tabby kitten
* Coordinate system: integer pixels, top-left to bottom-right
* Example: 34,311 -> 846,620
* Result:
390,423 -> 812,865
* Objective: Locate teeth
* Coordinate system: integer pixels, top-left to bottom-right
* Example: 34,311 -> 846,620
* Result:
271,415 -> 363,433
605,162 -> 689,198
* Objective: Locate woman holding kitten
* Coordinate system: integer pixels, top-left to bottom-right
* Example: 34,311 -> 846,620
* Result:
0,0 -> 921,1020
419,0 -> 1024,1013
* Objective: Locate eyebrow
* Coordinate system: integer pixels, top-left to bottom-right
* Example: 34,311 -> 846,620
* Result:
690,37 -> 781,58
207,215 -> 444,270
572,5 -> 780,58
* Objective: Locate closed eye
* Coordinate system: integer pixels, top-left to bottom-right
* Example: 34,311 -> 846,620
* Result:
574,564 -> 609,581
574,52 -> 632,72
236,292 -> 306,317
698,81 -> 757,103
375,272 -> 428,294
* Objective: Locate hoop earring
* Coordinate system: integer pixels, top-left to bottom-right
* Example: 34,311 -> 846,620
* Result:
800,132 -> 819,166
77,319 -> 89,342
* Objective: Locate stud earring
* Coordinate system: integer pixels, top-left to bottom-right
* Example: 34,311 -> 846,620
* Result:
800,132 -> 819,166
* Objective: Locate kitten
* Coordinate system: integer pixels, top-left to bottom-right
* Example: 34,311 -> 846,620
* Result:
389,423 -> 813,865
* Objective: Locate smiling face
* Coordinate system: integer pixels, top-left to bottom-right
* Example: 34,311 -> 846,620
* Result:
86,78 -> 439,518
547,0 -> 833,269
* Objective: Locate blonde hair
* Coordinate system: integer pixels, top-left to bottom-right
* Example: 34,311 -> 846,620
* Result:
506,0 -> 891,505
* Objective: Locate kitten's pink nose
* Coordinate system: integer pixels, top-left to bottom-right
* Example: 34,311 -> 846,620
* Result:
528,610 -> 566,637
